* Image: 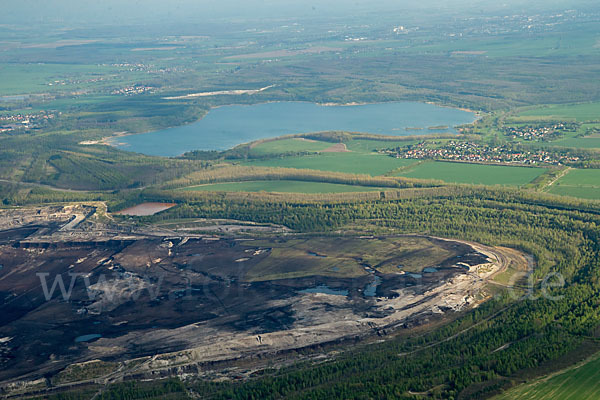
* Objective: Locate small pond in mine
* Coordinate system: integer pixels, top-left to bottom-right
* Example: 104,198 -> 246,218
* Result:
299,285 -> 349,296
74,334 -> 102,343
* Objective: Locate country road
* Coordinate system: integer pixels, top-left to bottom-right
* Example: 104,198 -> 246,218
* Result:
541,167 -> 572,191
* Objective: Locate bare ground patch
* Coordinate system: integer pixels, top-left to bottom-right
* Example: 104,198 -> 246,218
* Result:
22,40 -> 99,49
321,143 -> 350,153
225,46 -> 343,60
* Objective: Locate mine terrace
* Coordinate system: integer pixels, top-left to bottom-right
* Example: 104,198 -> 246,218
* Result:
0,205 -> 525,387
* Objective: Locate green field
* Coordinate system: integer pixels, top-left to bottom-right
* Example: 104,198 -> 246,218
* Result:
550,137 -> 600,149
181,180 -> 387,193
250,138 -> 419,155
0,63 -> 144,96
495,355 -> 600,400
344,139 -> 419,152
249,138 -> 333,156
395,161 -> 546,186
244,153 -> 417,175
406,28 -> 600,58
516,102 -> 600,122
547,169 -> 600,200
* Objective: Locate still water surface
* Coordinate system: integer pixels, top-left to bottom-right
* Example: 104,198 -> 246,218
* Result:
112,101 -> 476,156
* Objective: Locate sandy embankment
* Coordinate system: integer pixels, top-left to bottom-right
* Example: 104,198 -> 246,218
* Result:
162,85 -> 275,100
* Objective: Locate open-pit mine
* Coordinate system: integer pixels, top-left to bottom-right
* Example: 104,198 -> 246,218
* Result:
0,205 -> 526,397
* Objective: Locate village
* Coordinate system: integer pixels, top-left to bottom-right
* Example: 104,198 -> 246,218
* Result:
111,84 -> 155,96
0,111 -> 58,134
382,140 -> 582,165
503,122 -> 577,141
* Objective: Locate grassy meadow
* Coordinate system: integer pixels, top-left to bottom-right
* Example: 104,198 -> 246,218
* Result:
515,102 -> 600,123
395,161 -> 546,186
243,152 -> 418,175
495,355 -> 600,400
181,180 -> 388,193
248,138 -> 333,156
547,169 -> 600,200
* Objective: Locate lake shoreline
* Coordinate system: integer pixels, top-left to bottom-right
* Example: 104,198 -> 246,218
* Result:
98,100 -> 479,157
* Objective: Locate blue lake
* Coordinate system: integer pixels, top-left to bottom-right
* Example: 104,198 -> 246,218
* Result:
112,101 -> 477,157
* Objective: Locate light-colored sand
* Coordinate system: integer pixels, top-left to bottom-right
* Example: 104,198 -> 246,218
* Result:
163,85 -> 275,100
320,143 -> 350,153
114,203 -> 176,216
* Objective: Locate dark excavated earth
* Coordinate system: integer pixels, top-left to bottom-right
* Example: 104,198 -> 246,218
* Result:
0,221 -> 489,383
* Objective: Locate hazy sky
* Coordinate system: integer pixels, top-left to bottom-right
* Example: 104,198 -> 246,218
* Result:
2,0 -> 596,27
5,0 -> 380,25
